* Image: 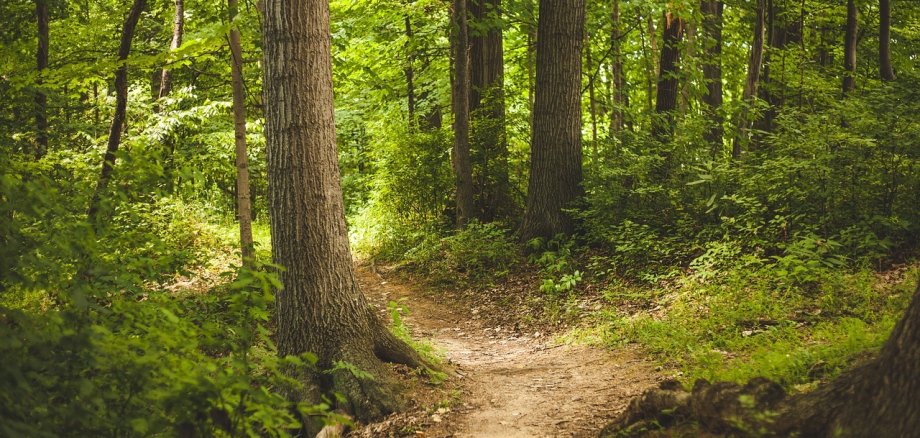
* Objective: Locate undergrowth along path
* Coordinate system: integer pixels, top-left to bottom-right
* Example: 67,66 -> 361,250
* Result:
357,266 -> 660,437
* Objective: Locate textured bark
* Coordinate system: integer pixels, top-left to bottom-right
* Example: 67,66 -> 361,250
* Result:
228,0 -> 253,264
652,11 -> 683,143
158,0 -> 184,99
700,1 -> 723,155
469,0 -> 512,221
86,0 -> 146,227
879,0 -> 895,81
261,0 -> 424,426
451,0 -> 475,225
732,0 -> 765,160
519,0 -> 585,242
609,0 -> 626,135
843,0 -> 858,94
34,0 -> 49,157
603,281 -> 920,437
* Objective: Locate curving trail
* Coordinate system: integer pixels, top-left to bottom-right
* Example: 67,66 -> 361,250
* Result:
357,267 -> 660,437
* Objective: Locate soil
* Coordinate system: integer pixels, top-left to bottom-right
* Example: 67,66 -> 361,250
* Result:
351,265 -> 661,438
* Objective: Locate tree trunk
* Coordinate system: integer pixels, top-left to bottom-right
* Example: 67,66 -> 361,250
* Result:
469,0 -> 512,221
609,0 -> 626,135
700,1 -> 723,156
228,0 -> 253,264
451,0 -> 474,225
519,0 -> 585,242
86,0 -> 146,228
879,0 -> 895,81
843,0 -> 857,94
602,281 -> 920,437
34,0 -> 49,158
652,11 -> 683,144
158,0 -> 184,99
404,12 -> 416,127
261,0 -> 425,427
732,0 -> 766,160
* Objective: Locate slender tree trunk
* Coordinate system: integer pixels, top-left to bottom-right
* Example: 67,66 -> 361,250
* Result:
639,11 -> 654,113
86,0 -> 147,227
261,0 -> 425,428
733,0 -> 766,160
34,0 -> 49,158
405,12 -> 416,127
451,0 -> 474,225
701,1 -> 723,156
843,0 -> 858,94
519,0 -> 585,242
228,0 -> 253,264
587,32 -> 599,155
469,0 -> 512,221
652,11 -> 683,144
609,0 -> 625,135
158,0 -> 184,99
648,13 -> 659,78
879,0 -> 895,81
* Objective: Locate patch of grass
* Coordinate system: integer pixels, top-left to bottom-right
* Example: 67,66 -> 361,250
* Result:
388,300 -> 448,384
579,264 -> 917,390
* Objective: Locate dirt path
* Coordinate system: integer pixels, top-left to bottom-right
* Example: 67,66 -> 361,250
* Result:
357,267 -> 660,438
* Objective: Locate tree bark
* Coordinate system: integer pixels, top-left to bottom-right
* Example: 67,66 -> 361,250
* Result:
843,0 -> 858,94
86,0 -> 146,228
261,0 -> 425,427
469,0 -> 512,221
609,0 -> 626,135
700,1 -> 723,156
158,0 -> 184,99
228,0 -> 253,264
732,0 -> 765,160
603,281 -> 920,437
519,0 -> 585,242
879,0 -> 895,81
34,0 -> 49,158
652,11 -> 683,144
451,0 -> 475,225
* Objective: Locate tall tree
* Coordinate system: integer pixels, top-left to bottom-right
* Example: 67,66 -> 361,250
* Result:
86,0 -> 147,227
700,1 -> 723,155
34,0 -> 49,157
843,0 -> 858,94
261,0 -> 425,427
228,0 -> 252,264
609,0 -> 626,134
158,0 -> 184,99
451,0 -> 474,225
733,0 -> 766,159
519,0 -> 585,242
652,10 -> 683,144
469,0 -> 512,221
879,0 -> 895,81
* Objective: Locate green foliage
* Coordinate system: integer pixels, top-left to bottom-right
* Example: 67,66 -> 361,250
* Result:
528,236 -> 584,295
403,222 -> 518,287
388,301 -> 447,384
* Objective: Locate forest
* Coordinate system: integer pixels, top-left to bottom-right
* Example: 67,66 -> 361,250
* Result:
1,0 -> 919,436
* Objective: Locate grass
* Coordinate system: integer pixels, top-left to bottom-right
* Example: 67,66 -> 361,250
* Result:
569,264 -> 917,390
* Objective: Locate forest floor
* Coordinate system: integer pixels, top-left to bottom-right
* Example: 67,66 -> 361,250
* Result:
351,265 -> 661,437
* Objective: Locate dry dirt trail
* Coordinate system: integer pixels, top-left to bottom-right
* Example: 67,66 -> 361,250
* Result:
356,266 -> 660,438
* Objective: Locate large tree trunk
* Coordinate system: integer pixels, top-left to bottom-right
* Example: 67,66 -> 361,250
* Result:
700,1 -> 723,156
602,281 -> 920,437
158,0 -> 184,99
228,0 -> 252,264
732,0 -> 766,160
261,0 -> 425,427
609,0 -> 626,135
34,0 -> 49,158
842,0 -> 857,94
652,11 -> 683,144
451,0 -> 475,225
86,0 -> 146,228
879,0 -> 895,81
518,0 -> 585,242
469,0 -> 512,221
